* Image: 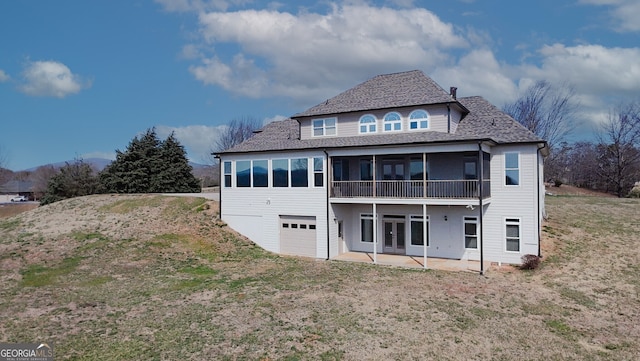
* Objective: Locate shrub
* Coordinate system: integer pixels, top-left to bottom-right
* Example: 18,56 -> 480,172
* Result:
520,254 -> 541,270
628,185 -> 640,198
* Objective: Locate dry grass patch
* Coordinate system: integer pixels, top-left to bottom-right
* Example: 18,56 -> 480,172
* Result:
0,194 -> 638,360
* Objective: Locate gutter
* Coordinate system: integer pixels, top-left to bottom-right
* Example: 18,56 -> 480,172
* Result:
323,149 -> 330,260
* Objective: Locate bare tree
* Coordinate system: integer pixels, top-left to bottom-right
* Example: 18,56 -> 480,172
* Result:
503,80 -> 579,151
31,165 -> 58,200
214,116 -> 262,152
596,101 -> 640,197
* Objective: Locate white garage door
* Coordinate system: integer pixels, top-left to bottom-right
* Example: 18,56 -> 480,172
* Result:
280,215 -> 317,257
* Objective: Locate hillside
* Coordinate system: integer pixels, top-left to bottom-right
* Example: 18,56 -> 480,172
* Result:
0,194 -> 639,360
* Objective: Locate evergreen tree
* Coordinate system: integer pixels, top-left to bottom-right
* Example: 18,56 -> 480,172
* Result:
99,128 -> 201,193
158,132 -> 201,192
41,158 -> 100,205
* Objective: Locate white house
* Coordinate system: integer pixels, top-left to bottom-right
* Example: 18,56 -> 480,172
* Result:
217,70 -> 548,269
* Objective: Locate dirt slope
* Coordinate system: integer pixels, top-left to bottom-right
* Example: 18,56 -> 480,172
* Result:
0,194 -> 639,360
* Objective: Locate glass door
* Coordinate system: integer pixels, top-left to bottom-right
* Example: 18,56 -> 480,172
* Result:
383,220 -> 406,254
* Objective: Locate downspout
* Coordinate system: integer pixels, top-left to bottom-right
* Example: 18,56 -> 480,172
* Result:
324,149 -> 330,260
537,146 -> 542,258
215,155 -> 222,219
478,142 -> 484,275
447,105 -> 451,133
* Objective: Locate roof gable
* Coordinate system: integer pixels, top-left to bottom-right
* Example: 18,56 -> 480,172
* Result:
293,70 -> 455,118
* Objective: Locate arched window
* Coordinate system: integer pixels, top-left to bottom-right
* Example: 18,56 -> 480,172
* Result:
359,114 -> 377,134
383,112 -> 402,132
409,109 -> 429,130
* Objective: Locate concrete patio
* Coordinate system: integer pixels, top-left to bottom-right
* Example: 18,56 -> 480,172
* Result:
333,252 -> 492,273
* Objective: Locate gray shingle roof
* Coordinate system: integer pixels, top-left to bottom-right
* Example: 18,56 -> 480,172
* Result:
456,96 -> 543,143
293,70 -> 455,118
219,72 -> 545,155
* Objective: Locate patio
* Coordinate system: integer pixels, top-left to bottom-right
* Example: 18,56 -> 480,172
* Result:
333,252 -> 493,273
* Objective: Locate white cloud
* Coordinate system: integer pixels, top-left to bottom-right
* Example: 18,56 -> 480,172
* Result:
530,44 -> 640,96
81,151 -> 116,161
579,0 -> 640,32
189,3 -> 468,102
156,124 -> 225,163
432,49 -> 518,106
19,60 -> 90,98
0,69 -> 9,82
154,0 -> 251,12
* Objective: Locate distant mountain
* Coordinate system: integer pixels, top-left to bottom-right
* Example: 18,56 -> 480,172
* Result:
24,158 -> 114,172
24,158 -> 212,173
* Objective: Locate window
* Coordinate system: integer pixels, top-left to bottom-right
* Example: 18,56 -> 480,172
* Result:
505,218 -> 520,252
252,160 -> 268,187
410,215 -> 429,246
236,160 -> 251,187
291,158 -> 308,187
359,114 -> 377,133
410,158 -> 425,180
282,223 -> 289,228
333,159 -> 350,181
313,157 -> 324,187
312,118 -> 337,137
505,152 -> 520,185
273,159 -> 289,187
361,214 -> 374,243
223,161 -> 232,187
360,159 -> 373,181
464,217 -> 478,249
464,158 -> 478,180
383,112 -> 402,131
409,110 -> 429,130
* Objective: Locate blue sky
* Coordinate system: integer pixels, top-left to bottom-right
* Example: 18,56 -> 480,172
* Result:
1,0 -> 639,171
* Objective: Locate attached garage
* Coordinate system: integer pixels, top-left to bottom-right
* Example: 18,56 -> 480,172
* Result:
279,215 -> 317,257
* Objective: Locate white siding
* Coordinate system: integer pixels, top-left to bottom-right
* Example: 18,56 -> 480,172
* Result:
482,145 -> 541,264
220,150 -> 329,258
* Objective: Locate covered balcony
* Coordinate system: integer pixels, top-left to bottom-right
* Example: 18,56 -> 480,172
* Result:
329,151 -> 490,201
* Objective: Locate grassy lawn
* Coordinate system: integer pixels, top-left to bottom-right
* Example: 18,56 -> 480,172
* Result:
0,194 -> 638,360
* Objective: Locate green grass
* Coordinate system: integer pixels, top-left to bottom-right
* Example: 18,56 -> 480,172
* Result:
1,194 -> 639,360
20,256 -> 83,287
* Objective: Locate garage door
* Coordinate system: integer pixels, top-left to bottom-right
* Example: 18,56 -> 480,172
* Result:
280,215 -> 317,257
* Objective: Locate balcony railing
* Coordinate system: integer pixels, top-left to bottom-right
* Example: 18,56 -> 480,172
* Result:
330,180 -> 491,199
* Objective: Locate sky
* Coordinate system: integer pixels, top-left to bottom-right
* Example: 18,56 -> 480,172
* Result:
0,0 -> 639,171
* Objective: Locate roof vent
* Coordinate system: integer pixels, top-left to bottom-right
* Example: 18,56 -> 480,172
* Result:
450,87 -> 457,100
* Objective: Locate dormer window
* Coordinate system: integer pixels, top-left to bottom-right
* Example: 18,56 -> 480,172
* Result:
312,117 -> 337,137
383,112 -> 402,132
359,114 -> 377,134
409,109 -> 429,130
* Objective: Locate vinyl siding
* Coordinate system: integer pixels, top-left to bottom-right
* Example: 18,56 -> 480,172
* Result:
220,150 -> 329,258
482,144 -> 540,264
299,105 -> 452,140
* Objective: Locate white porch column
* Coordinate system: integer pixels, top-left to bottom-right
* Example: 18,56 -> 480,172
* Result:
423,203 -> 428,270
373,203 -> 377,264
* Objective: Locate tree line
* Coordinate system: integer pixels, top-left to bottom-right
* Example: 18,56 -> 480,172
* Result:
503,81 -> 640,198
39,128 -> 201,204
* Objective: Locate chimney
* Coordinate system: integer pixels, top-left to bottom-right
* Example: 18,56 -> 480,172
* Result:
450,87 -> 457,100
